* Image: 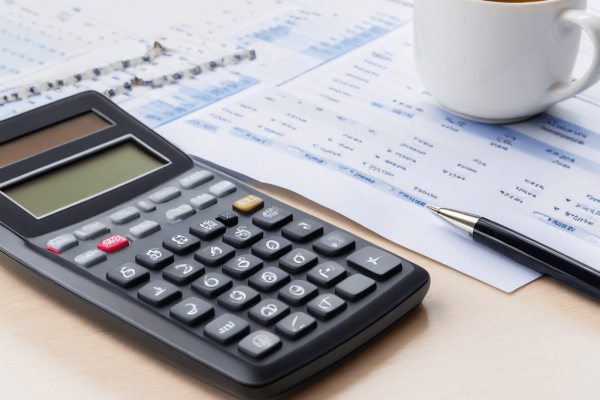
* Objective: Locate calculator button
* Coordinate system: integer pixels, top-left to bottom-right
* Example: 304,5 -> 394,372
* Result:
248,267 -> 290,292
222,254 -> 263,279
191,272 -> 233,298
110,206 -> 140,224
107,263 -> 149,288
46,233 -> 78,254
137,200 -> 156,213
306,261 -> 347,288
74,249 -> 106,268
279,249 -> 318,273
281,219 -> 324,243
170,297 -> 214,326
347,246 -> 402,281
149,187 -> 181,204
222,225 -> 264,248
194,243 -> 235,267
73,221 -> 109,240
190,219 -> 226,240
190,194 -> 217,210
253,206 -> 293,230
135,248 -> 174,270
97,234 -> 129,253
179,170 -> 214,189
162,261 -> 205,285
233,195 -> 264,214
239,331 -> 282,359
204,314 -> 249,345
307,294 -> 347,320
166,204 -> 196,222
138,280 -> 181,307
278,280 -> 318,306
162,233 -> 200,255
209,181 -> 237,198
129,220 -> 161,239
313,230 -> 356,257
251,236 -> 292,260
335,274 -> 376,301
218,286 -> 261,311
216,212 -> 238,227
248,299 -> 290,325
275,312 -> 317,340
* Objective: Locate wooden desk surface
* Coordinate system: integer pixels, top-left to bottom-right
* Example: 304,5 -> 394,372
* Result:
1,184 -> 599,399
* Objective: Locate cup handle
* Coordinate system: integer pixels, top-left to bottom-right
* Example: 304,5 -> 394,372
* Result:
545,9 -> 600,105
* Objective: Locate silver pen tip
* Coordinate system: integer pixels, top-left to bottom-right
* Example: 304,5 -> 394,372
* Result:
427,205 -> 441,214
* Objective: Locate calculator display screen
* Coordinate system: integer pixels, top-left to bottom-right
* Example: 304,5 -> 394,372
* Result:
0,111 -> 111,168
2,140 -> 167,218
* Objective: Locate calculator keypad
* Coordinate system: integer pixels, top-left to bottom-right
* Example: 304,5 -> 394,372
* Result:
43,167 -> 419,364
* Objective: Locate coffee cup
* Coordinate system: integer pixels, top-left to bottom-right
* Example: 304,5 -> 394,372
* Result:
414,0 -> 600,124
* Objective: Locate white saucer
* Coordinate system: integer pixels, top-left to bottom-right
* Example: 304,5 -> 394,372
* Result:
436,101 -> 540,125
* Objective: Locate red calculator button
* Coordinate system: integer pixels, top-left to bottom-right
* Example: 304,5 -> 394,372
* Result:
98,235 -> 129,253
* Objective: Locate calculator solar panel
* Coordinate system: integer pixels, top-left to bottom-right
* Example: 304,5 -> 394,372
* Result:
0,92 -> 430,399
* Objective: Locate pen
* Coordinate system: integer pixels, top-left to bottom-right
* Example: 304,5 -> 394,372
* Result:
427,205 -> 600,301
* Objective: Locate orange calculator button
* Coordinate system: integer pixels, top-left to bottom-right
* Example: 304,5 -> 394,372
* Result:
233,195 -> 264,214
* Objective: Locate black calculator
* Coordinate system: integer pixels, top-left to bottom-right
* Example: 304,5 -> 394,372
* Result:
0,92 -> 430,399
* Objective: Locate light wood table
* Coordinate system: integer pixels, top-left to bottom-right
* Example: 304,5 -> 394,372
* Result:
1,183 -> 599,399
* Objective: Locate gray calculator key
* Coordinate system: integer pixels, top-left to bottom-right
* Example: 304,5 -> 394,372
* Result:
74,249 -> 107,267
129,220 -> 161,238
238,331 -> 282,359
166,204 -> 196,222
110,206 -> 140,224
170,297 -> 214,326
204,314 -> 249,345
190,194 -> 217,210
138,279 -> 181,307
347,246 -> 402,281
137,200 -> 156,212
46,233 -> 78,254
275,312 -> 317,340
335,274 -> 376,301
179,170 -> 214,189
313,230 -> 356,257
107,263 -> 149,288
209,181 -> 237,198
73,221 -> 109,240
149,187 -> 181,204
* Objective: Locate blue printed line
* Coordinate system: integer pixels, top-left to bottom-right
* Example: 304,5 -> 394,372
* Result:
227,126 -> 430,207
276,19 -> 412,88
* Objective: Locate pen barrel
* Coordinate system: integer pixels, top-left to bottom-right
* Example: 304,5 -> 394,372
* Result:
473,218 -> 600,301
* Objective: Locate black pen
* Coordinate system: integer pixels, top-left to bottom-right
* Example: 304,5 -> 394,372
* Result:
427,205 -> 600,301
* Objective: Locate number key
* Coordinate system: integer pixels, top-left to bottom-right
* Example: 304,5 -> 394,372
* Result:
107,263 -> 149,288
135,248 -> 174,270
170,297 -> 214,326
162,261 -> 205,285
278,280 -> 318,306
191,272 -> 232,298
163,233 -> 200,255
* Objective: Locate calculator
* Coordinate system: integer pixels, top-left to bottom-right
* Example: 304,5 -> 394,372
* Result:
0,92 -> 430,399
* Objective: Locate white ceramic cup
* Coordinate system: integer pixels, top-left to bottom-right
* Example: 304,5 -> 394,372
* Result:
414,0 -> 600,124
